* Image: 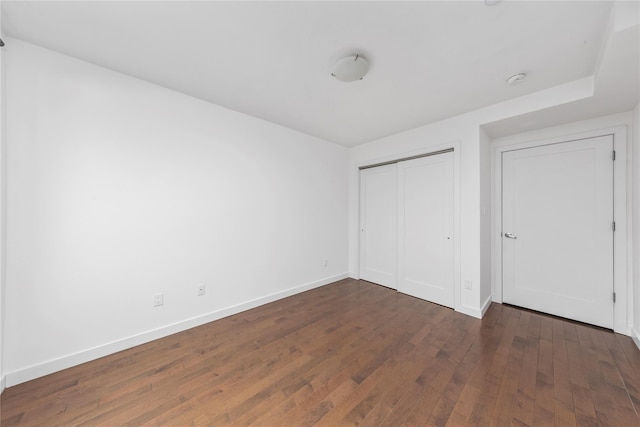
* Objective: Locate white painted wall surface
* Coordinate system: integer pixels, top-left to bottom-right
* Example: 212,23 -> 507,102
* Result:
633,102 -> 640,348
478,127 -> 492,309
0,3 -> 5,393
4,39 -> 348,385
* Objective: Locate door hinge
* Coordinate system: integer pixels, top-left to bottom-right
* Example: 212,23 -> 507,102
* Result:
612,221 -> 616,232
612,150 -> 616,161
613,292 -> 616,303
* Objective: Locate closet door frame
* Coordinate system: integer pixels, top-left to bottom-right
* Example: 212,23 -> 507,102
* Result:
355,141 -> 461,313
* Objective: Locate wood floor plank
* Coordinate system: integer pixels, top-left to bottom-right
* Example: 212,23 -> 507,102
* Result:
554,397 -> 578,427
2,279 -> 639,426
552,318 -> 575,411
533,371 -> 555,426
464,375 -> 501,426
490,331 -> 526,424
399,384 -> 442,426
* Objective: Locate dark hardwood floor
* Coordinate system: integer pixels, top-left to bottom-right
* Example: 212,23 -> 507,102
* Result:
1,278 -> 639,426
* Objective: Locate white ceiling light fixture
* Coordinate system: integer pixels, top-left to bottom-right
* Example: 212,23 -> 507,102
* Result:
331,54 -> 369,82
484,0 -> 502,5
506,72 -> 527,85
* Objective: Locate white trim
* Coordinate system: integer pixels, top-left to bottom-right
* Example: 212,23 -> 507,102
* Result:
1,375 -> 5,394
456,295 -> 492,319
4,273 -> 348,387
632,328 -> 640,352
492,126 -> 630,335
480,294 -> 493,317
458,295 -> 493,319
455,305 -> 481,319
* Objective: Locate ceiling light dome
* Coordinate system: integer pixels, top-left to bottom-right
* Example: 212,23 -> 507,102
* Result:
331,54 -> 369,82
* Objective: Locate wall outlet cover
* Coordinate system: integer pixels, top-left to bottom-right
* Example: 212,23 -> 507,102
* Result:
153,293 -> 164,307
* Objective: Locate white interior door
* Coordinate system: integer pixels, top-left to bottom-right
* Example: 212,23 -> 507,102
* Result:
359,164 -> 397,289
397,153 -> 454,308
502,136 -> 614,328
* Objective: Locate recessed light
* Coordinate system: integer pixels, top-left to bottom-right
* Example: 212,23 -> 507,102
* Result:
506,73 -> 527,86
485,0 -> 502,5
331,54 -> 369,82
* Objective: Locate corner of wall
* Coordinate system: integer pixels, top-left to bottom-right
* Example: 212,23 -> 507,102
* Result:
478,127 -> 493,306
457,293 -> 492,319
483,294 -> 493,315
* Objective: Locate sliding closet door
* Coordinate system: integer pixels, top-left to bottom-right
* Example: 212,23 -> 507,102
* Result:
397,153 -> 454,308
359,164 -> 397,289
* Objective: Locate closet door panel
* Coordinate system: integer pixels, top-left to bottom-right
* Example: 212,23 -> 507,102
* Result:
359,164 -> 397,289
397,153 -> 454,307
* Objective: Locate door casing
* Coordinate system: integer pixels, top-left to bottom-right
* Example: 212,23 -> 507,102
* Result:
355,142 -> 462,314
492,126 -> 629,334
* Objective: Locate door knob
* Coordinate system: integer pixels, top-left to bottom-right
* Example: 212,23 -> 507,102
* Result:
504,232 -> 517,239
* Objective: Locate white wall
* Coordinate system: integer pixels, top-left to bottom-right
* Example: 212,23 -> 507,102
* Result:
633,102 -> 640,348
4,39 -> 348,386
0,3 -> 5,393
478,127 -> 492,308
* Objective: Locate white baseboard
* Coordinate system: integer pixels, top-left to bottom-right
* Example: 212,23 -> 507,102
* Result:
480,295 -> 493,317
5,273 -> 349,387
632,328 -> 640,352
1,374 -> 6,394
456,295 -> 493,319
456,305 -> 481,319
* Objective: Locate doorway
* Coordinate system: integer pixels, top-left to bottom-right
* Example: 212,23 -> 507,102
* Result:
499,134 -> 618,329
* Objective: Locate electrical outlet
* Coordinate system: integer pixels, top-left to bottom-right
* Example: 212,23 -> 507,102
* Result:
197,284 -> 205,296
322,259 -> 328,267
464,280 -> 472,290
153,293 -> 164,307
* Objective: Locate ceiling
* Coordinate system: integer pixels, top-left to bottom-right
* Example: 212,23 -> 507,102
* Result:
484,18 -> 639,138
0,1 -> 629,147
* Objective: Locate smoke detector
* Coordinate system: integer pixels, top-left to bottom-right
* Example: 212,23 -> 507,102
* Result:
506,73 -> 527,86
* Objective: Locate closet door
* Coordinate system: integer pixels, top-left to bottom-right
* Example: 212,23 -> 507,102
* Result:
359,164 -> 397,289
397,153 -> 454,307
